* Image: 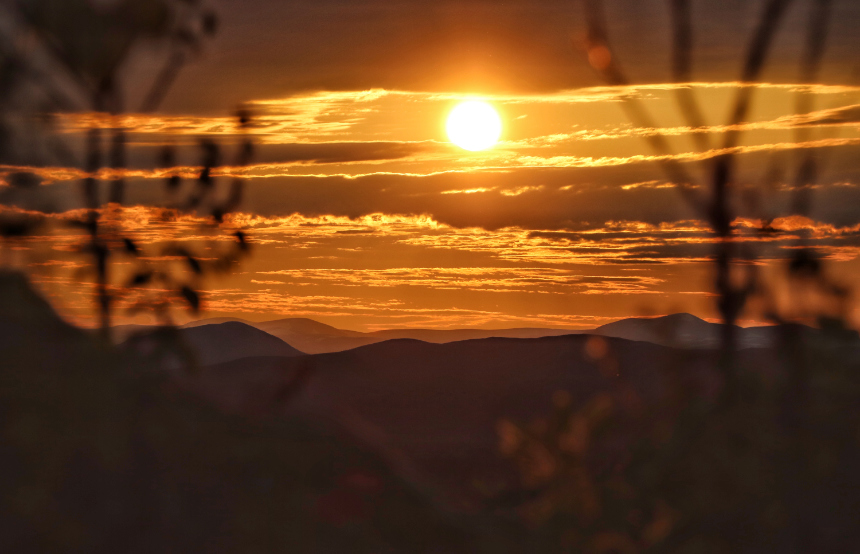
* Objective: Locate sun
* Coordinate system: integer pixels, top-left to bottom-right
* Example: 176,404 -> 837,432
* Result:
446,100 -> 502,151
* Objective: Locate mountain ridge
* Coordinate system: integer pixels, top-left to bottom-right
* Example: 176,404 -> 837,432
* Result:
117,312 -> 790,354
186,332 -> 779,507
122,321 -> 306,366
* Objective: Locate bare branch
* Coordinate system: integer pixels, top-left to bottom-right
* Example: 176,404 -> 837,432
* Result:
139,51 -> 186,114
668,0 -> 711,152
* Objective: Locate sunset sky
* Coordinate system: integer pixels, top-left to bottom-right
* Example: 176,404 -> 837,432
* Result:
6,0 -> 860,331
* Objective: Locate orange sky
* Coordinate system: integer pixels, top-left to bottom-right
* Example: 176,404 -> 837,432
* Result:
3,81 -> 860,330
2,1 -> 860,331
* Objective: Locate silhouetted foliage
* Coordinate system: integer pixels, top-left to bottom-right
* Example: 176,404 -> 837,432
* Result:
0,0 -> 254,334
0,1 -> 858,552
486,1 -> 860,552
0,273 -> 482,553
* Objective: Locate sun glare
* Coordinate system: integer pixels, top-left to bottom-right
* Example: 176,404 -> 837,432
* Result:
446,100 -> 502,151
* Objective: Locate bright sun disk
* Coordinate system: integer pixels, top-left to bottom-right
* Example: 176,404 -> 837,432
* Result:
446,100 -> 502,151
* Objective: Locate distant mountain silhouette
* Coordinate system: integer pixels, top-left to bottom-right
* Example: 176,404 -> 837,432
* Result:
177,313 -> 786,354
115,312 -> 801,354
593,312 -> 779,349
0,272 -> 480,552
247,319 -> 578,354
255,317 -> 374,353
367,327 -> 576,343
124,321 -> 305,366
255,317 -> 363,337
181,316 -> 255,328
6,270 -> 859,549
112,317 -> 255,343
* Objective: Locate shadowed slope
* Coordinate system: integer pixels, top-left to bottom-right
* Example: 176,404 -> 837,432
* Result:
194,335 -> 777,507
124,321 -> 305,367
176,322 -> 305,365
180,317 -> 256,328
0,272 -> 486,553
254,317 -> 373,354
251,319 -> 580,354
117,313 -> 794,354
594,313 -> 778,349
180,313 -> 793,354
367,327 -> 578,343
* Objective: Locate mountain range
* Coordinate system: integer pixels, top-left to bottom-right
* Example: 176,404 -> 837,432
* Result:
117,312 -> 784,359
6,270 -> 858,531
112,310 -> 850,504
180,332 -> 780,508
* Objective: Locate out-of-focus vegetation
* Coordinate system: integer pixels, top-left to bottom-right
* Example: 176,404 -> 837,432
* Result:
487,1 -> 860,552
0,3 -> 494,551
0,271 -> 485,553
497,329 -> 860,552
0,0 -> 252,333
1,0 -> 859,552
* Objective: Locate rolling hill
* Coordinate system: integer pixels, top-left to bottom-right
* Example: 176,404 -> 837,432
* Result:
0,272 -> 482,552
184,313 -> 787,354
123,321 -> 305,366
249,319 -> 579,354
593,312 -> 778,349
116,313 -> 801,355
185,334 -> 778,507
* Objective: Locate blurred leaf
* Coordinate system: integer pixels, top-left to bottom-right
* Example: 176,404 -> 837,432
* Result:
236,107 -> 252,128
185,254 -> 202,275
789,249 -> 821,277
175,27 -> 198,46
122,238 -> 139,255
179,286 -> 199,312
159,145 -> 175,167
200,139 -> 220,167
128,272 -> 152,286
235,231 -> 249,251
201,11 -> 219,35
198,167 -> 212,187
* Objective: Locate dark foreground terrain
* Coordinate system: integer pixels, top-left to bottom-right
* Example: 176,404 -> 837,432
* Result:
3,271 -> 860,552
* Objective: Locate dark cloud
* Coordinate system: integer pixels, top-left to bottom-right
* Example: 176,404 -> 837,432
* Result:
12,140 -> 860,233
149,0 -> 860,114
94,148 -> 857,232
122,141 -> 432,169
7,133 -> 433,171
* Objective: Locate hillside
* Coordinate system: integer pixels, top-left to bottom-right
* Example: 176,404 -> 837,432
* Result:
0,272 -> 482,552
593,313 -> 778,349
114,313 -> 796,354
248,319 -> 580,354
189,335 -> 779,507
254,317 -> 374,354
367,327 -> 577,343
181,317 -> 256,328
124,321 -> 305,366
